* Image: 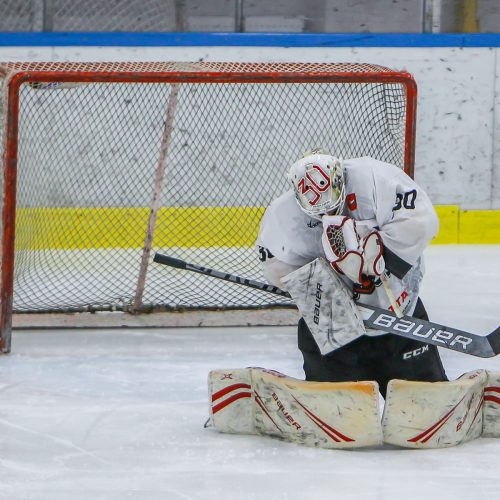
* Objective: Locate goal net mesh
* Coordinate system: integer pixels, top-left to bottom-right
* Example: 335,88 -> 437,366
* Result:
0,62 -> 411,314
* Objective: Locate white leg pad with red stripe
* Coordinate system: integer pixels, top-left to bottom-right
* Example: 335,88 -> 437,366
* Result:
483,370 -> 500,437
382,370 -> 487,448
208,367 -> 382,449
209,368 -> 254,435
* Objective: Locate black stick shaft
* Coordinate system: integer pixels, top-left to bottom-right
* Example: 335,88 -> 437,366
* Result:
153,252 -> 499,357
153,253 -> 290,298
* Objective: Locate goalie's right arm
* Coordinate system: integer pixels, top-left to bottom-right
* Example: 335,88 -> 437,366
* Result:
257,245 -> 301,290
256,191 -> 320,289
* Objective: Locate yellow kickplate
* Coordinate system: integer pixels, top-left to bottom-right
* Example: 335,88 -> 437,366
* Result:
14,205 -> 500,250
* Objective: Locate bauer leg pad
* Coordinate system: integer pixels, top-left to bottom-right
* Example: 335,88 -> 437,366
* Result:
208,367 -> 382,449
209,368 -> 254,434
382,370 -> 487,448
483,370 -> 500,438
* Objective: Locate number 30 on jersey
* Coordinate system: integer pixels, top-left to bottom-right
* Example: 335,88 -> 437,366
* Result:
393,189 -> 417,211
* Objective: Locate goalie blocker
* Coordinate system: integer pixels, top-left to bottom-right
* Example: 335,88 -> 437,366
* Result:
208,368 -> 500,449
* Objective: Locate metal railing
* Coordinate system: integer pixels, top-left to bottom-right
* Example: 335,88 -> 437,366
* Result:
0,0 -> 490,34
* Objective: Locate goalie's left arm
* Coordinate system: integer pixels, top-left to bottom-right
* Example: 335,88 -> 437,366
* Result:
371,161 -> 439,277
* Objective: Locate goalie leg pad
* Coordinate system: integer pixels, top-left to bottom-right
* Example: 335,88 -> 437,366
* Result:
281,258 -> 366,354
209,368 -> 255,435
483,370 -> 500,438
208,368 -> 382,449
382,370 -> 487,448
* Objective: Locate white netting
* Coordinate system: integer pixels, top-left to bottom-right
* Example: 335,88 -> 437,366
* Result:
0,62 -> 414,314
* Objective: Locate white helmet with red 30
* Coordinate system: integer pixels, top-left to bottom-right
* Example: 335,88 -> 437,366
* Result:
287,149 -> 345,220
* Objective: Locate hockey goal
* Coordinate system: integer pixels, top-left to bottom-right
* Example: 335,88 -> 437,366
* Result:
0,62 -> 417,352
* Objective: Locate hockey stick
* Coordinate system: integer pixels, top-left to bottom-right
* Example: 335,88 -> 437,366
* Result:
380,272 -> 404,318
153,252 -> 500,358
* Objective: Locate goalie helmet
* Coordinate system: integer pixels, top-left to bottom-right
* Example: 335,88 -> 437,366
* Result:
287,149 -> 346,220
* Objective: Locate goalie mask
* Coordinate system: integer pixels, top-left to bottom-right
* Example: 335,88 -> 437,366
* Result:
287,150 -> 346,220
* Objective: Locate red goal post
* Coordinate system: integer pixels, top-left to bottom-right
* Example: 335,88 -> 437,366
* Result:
0,62 -> 417,353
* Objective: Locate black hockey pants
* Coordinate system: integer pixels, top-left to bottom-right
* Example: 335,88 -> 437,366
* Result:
298,298 -> 448,398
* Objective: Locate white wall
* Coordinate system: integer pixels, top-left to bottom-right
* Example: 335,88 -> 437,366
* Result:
1,44 -> 498,209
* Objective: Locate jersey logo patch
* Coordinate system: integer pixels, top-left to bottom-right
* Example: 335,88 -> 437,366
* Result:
346,193 -> 357,211
307,220 -> 321,228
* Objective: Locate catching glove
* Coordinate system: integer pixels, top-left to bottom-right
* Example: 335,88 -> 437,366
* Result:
321,215 -> 385,284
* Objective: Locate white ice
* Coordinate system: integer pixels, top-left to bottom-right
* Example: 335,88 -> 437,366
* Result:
1,245 -> 499,500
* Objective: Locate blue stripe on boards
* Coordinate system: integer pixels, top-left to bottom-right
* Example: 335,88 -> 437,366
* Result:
0,32 -> 500,47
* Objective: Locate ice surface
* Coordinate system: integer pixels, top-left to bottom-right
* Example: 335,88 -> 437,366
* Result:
1,245 -> 499,500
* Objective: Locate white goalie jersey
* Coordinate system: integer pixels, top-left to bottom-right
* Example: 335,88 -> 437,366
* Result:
256,157 -> 439,317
